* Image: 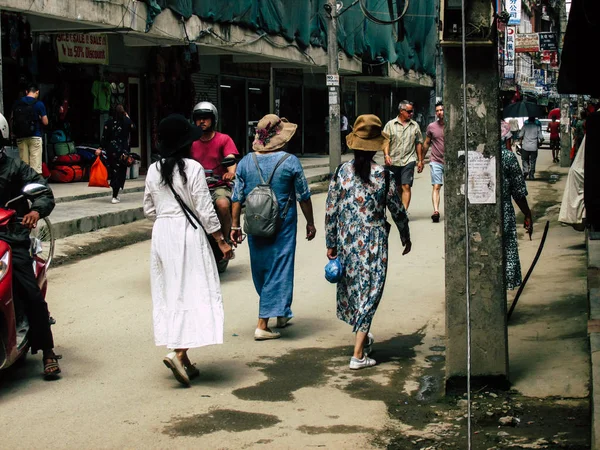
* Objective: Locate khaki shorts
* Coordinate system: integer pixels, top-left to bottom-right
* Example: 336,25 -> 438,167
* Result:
211,186 -> 232,203
17,137 -> 43,174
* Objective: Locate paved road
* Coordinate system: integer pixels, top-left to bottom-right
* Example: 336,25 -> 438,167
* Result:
0,163 -> 447,448
0,150 -> 590,448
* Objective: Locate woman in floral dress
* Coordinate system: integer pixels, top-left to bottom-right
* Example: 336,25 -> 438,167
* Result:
325,115 -> 412,370
501,146 -> 533,289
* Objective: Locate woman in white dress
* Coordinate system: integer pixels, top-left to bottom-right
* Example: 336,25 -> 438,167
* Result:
143,114 -> 233,387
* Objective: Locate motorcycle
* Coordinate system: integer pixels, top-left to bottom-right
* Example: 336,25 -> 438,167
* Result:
205,157 -> 240,274
0,183 -> 55,372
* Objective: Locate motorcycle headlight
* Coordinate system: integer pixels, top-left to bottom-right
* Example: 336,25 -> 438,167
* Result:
0,250 -> 9,282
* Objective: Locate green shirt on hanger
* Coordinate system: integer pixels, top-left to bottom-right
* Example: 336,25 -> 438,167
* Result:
92,80 -> 112,112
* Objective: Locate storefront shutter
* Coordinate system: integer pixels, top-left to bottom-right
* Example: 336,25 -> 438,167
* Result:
191,73 -> 219,108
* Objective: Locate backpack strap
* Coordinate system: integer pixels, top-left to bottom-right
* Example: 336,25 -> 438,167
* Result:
251,152 -> 266,184
267,153 -> 292,184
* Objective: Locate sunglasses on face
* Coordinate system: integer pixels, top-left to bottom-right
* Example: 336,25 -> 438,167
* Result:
403,109 -> 414,114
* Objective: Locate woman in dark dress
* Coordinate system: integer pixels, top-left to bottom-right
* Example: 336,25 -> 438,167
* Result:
96,105 -> 135,203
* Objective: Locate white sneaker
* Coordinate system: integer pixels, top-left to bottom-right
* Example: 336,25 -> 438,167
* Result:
349,355 -> 376,370
111,197 -> 120,204
364,332 -> 374,356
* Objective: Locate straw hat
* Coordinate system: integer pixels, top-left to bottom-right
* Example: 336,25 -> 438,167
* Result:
252,114 -> 297,152
346,114 -> 389,151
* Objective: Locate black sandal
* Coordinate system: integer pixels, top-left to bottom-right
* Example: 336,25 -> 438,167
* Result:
43,354 -> 62,380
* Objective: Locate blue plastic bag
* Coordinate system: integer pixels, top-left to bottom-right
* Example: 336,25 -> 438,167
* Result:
325,258 -> 343,284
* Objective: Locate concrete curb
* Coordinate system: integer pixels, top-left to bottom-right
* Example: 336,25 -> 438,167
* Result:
52,207 -> 146,240
588,233 -> 600,450
54,186 -> 146,204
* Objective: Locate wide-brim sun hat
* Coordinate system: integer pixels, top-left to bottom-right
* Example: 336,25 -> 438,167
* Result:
346,114 -> 389,151
252,114 -> 297,152
157,114 -> 203,157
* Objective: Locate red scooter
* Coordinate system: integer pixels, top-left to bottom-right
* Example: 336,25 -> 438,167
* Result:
0,183 -> 55,372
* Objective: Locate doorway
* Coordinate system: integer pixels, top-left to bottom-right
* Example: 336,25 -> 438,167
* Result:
128,77 -> 142,156
220,77 -> 270,155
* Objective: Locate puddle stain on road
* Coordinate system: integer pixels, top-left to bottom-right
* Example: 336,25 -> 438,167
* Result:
164,409 -> 280,437
232,330 -> 427,404
164,327 -> 590,447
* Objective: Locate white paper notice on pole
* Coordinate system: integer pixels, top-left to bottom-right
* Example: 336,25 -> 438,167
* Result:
459,151 -> 497,204
326,74 -> 340,86
56,33 -> 109,65
329,92 -> 338,105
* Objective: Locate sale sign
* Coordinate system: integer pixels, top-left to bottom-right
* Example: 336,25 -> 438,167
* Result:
56,33 -> 109,65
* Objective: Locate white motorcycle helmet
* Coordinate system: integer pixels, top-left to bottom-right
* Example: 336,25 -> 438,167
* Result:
0,113 -> 9,151
192,101 -> 218,128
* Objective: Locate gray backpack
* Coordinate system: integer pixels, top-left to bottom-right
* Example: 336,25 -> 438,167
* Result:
244,153 -> 291,237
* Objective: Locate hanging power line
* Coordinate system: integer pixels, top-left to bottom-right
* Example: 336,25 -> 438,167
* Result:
359,0 -> 409,25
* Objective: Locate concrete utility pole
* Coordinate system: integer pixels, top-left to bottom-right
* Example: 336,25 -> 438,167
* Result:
557,0 -> 570,167
326,0 -> 342,173
443,7 -> 508,388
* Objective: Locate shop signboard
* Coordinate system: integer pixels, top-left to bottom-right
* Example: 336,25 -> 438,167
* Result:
56,33 -> 109,65
505,0 -> 521,25
541,51 -> 559,68
539,32 -> 557,51
515,33 -> 539,52
504,27 -> 515,79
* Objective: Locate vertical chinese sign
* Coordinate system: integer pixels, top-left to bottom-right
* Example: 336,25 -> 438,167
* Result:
505,27 -> 515,79
506,0 -> 521,26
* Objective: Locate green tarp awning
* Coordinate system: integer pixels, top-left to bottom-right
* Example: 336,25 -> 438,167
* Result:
141,0 -> 437,76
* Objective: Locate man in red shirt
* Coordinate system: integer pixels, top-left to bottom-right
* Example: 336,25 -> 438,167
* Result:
191,102 -> 239,239
547,116 -> 560,163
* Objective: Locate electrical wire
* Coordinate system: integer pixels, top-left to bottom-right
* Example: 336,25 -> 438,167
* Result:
117,0 -> 134,30
460,0 -> 473,448
359,0 -> 409,25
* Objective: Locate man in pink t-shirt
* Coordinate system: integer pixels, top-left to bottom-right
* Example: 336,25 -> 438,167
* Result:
423,102 -> 445,223
191,102 -> 239,239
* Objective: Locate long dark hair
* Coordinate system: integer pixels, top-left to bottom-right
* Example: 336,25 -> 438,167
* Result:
353,150 -> 374,184
159,145 -> 190,187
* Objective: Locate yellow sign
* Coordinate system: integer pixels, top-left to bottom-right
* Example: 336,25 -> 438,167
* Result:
56,33 -> 109,65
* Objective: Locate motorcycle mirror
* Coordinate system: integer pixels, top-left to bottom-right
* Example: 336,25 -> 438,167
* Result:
22,183 -> 50,199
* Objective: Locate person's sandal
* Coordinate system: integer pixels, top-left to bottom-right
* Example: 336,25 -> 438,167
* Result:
43,354 -> 62,380
185,364 -> 200,380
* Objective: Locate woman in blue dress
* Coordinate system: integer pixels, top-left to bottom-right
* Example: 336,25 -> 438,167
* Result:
325,115 -> 412,370
231,114 -> 316,341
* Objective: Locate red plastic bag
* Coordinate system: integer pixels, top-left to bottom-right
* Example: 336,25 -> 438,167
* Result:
88,157 -> 109,188
570,144 -> 576,161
